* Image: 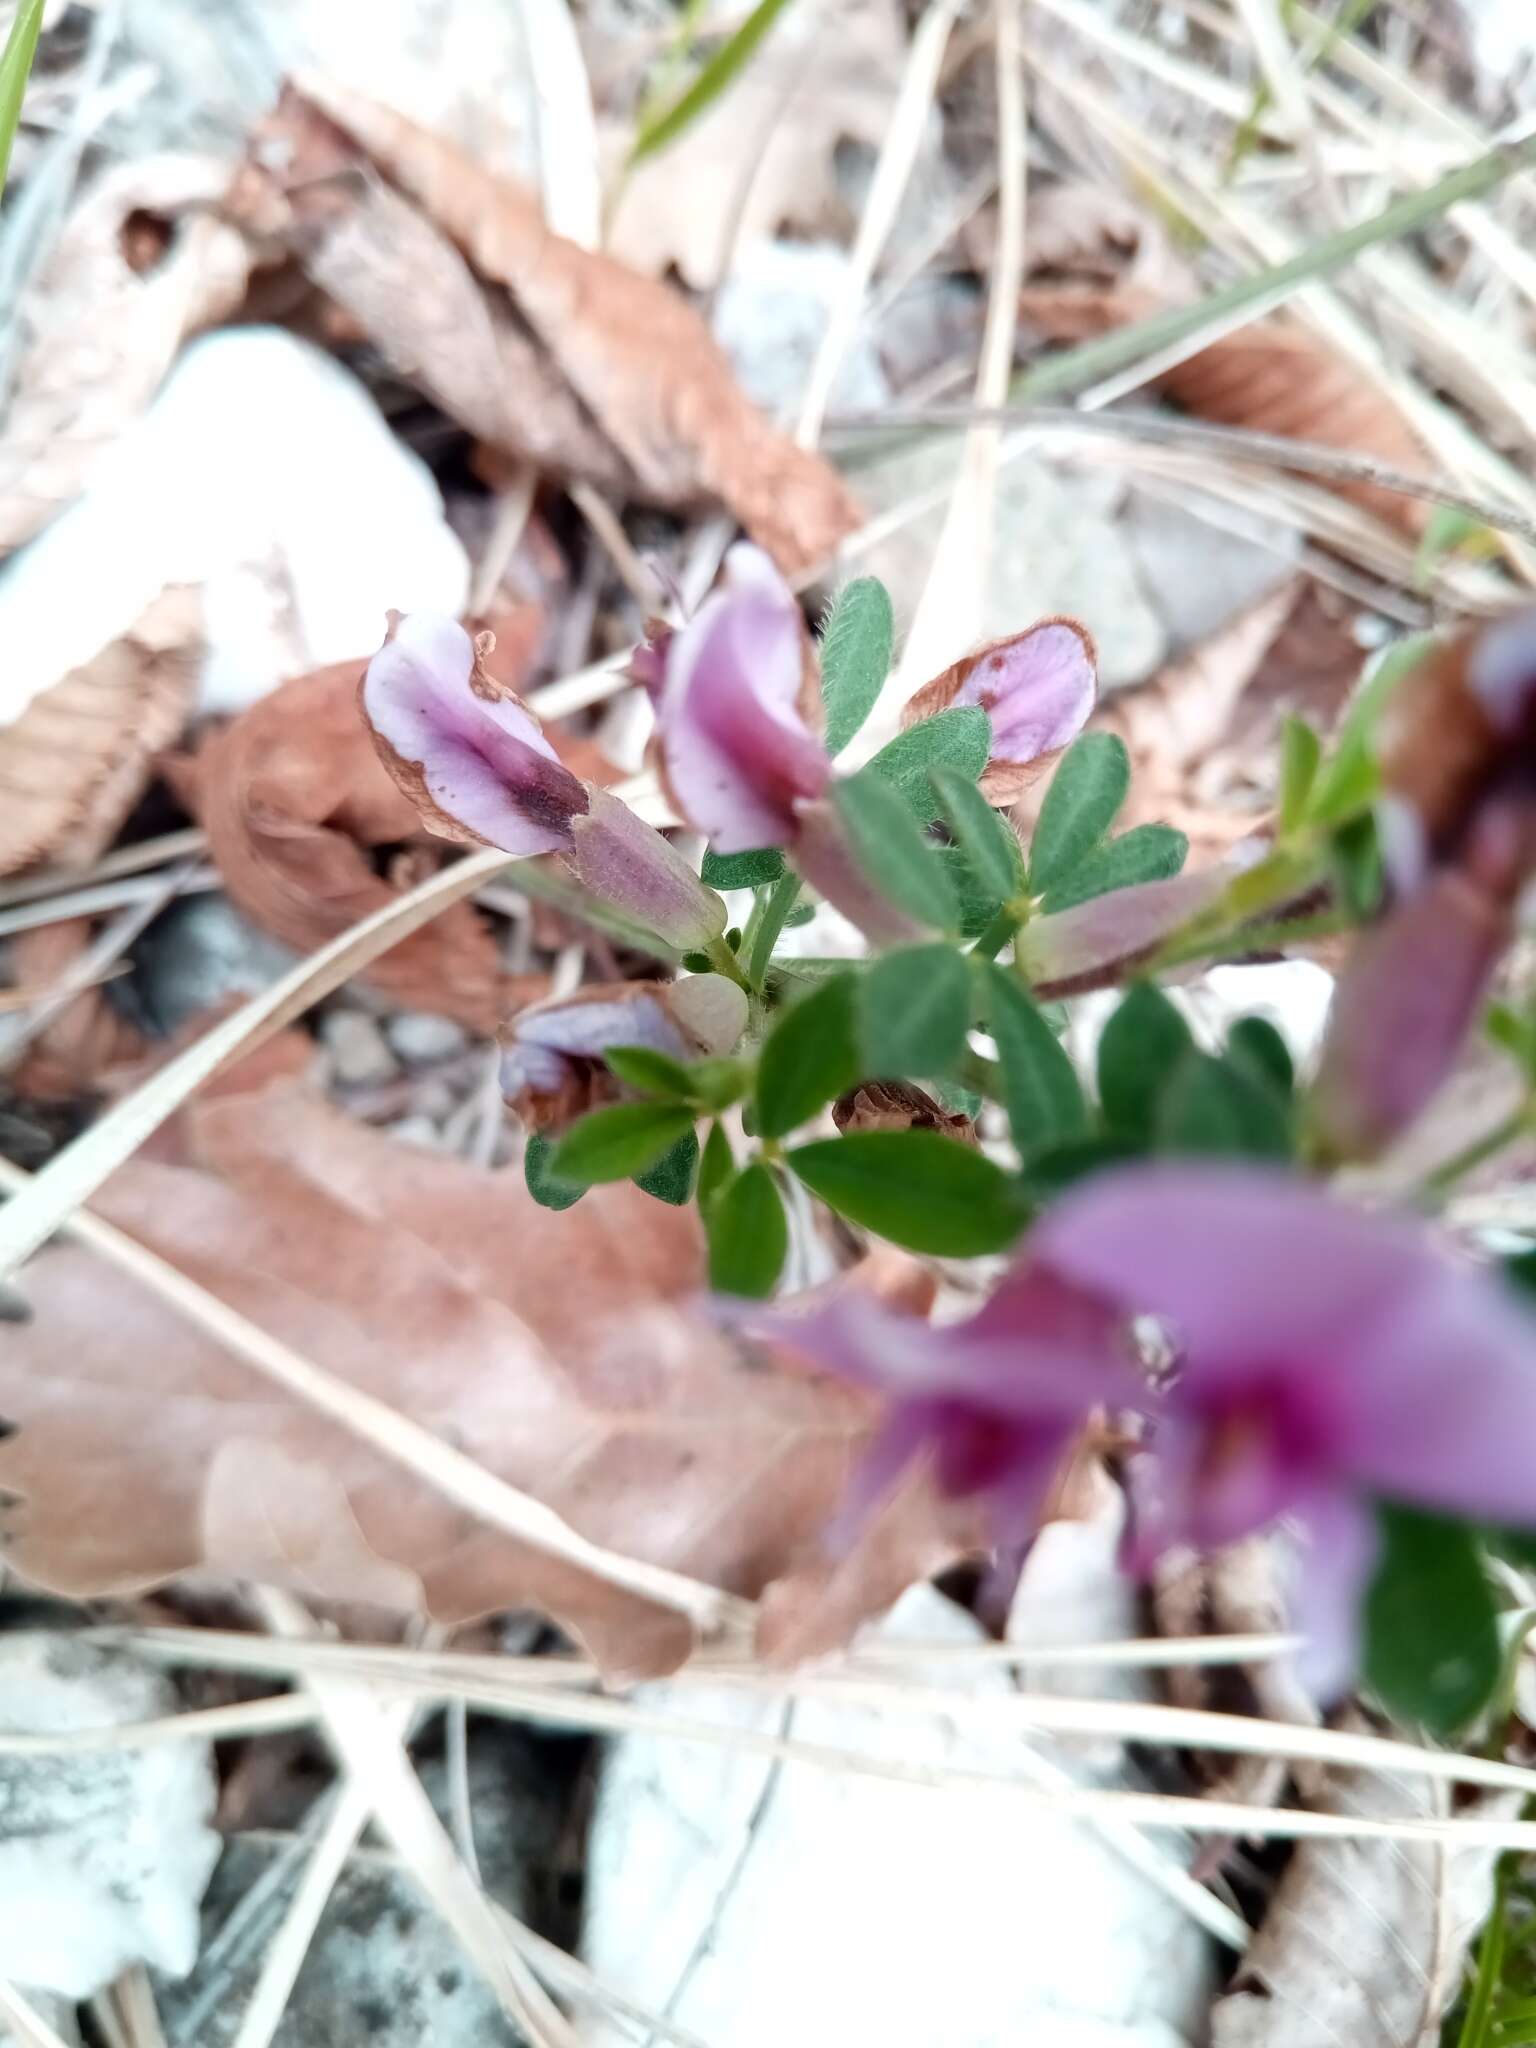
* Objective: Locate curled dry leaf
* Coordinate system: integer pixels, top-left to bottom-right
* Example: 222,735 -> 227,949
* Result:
1020,285 -> 1432,533
1153,1536 -> 1317,1812
0,587 -> 202,877
239,79 -> 860,577
0,1083 -> 969,1676
0,156 -> 251,553
832,1080 -> 977,1142
1211,1734 -> 1518,2046
169,654 -> 514,1033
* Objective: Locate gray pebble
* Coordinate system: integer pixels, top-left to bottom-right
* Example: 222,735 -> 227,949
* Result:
386,1012 -> 470,1064
320,1011 -> 399,1088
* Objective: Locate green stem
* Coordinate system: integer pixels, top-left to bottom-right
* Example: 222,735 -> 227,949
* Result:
1014,131 -> 1536,405
703,933 -> 752,991
743,872 -> 803,990
970,905 -> 1024,961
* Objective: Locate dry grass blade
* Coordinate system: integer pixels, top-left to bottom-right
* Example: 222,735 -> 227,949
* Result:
516,0 -> 601,248
112,1630 -> 1536,1805
890,0 -> 1027,705
0,1153 -> 740,1634
253,1589 -> 580,2048
0,1983 -> 75,2048
0,843 -> 509,1280
794,0 -> 966,449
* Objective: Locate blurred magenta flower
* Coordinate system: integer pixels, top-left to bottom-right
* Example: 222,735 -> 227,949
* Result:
1314,609 -> 1536,1160
1033,1162 -> 1536,1692
362,612 -> 725,951
902,618 -> 1098,802
729,1267 -> 1140,1545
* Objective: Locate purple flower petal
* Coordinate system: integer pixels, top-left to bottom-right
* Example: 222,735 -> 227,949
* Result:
903,618 -> 1097,802
1030,1163 -> 1436,1369
657,545 -> 830,853
1283,1486 -> 1380,1702
362,614 -> 588,854
1346,1262 -> 1536,1528
1311,871 -> 1508,1160
1467,605 -> 1536,732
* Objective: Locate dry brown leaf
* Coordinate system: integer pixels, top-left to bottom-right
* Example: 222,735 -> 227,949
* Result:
0,1082 -> 965,1675
253,79 -> 861,577
168,655 -> 516,1034
3,919 -> 144,1103
1212,1737 -> 1517,2045
1020,284 -> 1432,534
0,156 -> 251,554
1153,1537 -> 1316,1813
0,587 -> 201,878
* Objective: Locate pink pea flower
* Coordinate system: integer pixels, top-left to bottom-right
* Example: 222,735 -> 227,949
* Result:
362,612 -> 726,952
902,618 -> 1098,803
1032,1162 -> 1536,1694
653,545 -> 830,854
729,1267 -> 1143,1547
646,550 -> 1100,866
363,613 -> 588,854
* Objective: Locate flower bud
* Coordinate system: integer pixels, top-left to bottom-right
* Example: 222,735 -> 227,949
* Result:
902,618 -> 1097,803
562,785 -> 727,952
500,973 -> 747,1131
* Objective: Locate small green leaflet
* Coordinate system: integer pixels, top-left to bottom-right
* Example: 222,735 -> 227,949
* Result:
702,846 -> 785,890
698,1119 -> 736,1210
605,1045 -> 698,1100
1364,1505 -> 1500,1737
834,769 -> 958,931
982,963 -> 1088,1155
634,1130 -> 699,1205
866,706 -> 991,823
707,1163 -> 789,1297
1225,1016 -> 1294,1097
788,1131 -> 1028,1256
550,1102 -> 696,1184
930,764 -> 1025,900
1156,1049 -> 1292,1162
754,972 -> 862,1140
1414,504 -> 1497,593
1278,715 -> 1322,834
1038,824 -> 1188,913
1017,1135 -> 1141,1204
523,1132 -> 586,1212
860,944 -> 971,1078
1096,984 -> 1194,1145
820,578 -> 894,756
1027,733 -> 1130,894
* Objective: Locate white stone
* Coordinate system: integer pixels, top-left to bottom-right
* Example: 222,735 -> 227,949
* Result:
0,328 -> 468,726
580,1582 -> 1214,2047
713,239 -> 891,421
0,1633 -> 220,1998
322,1009 -> 400,1087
